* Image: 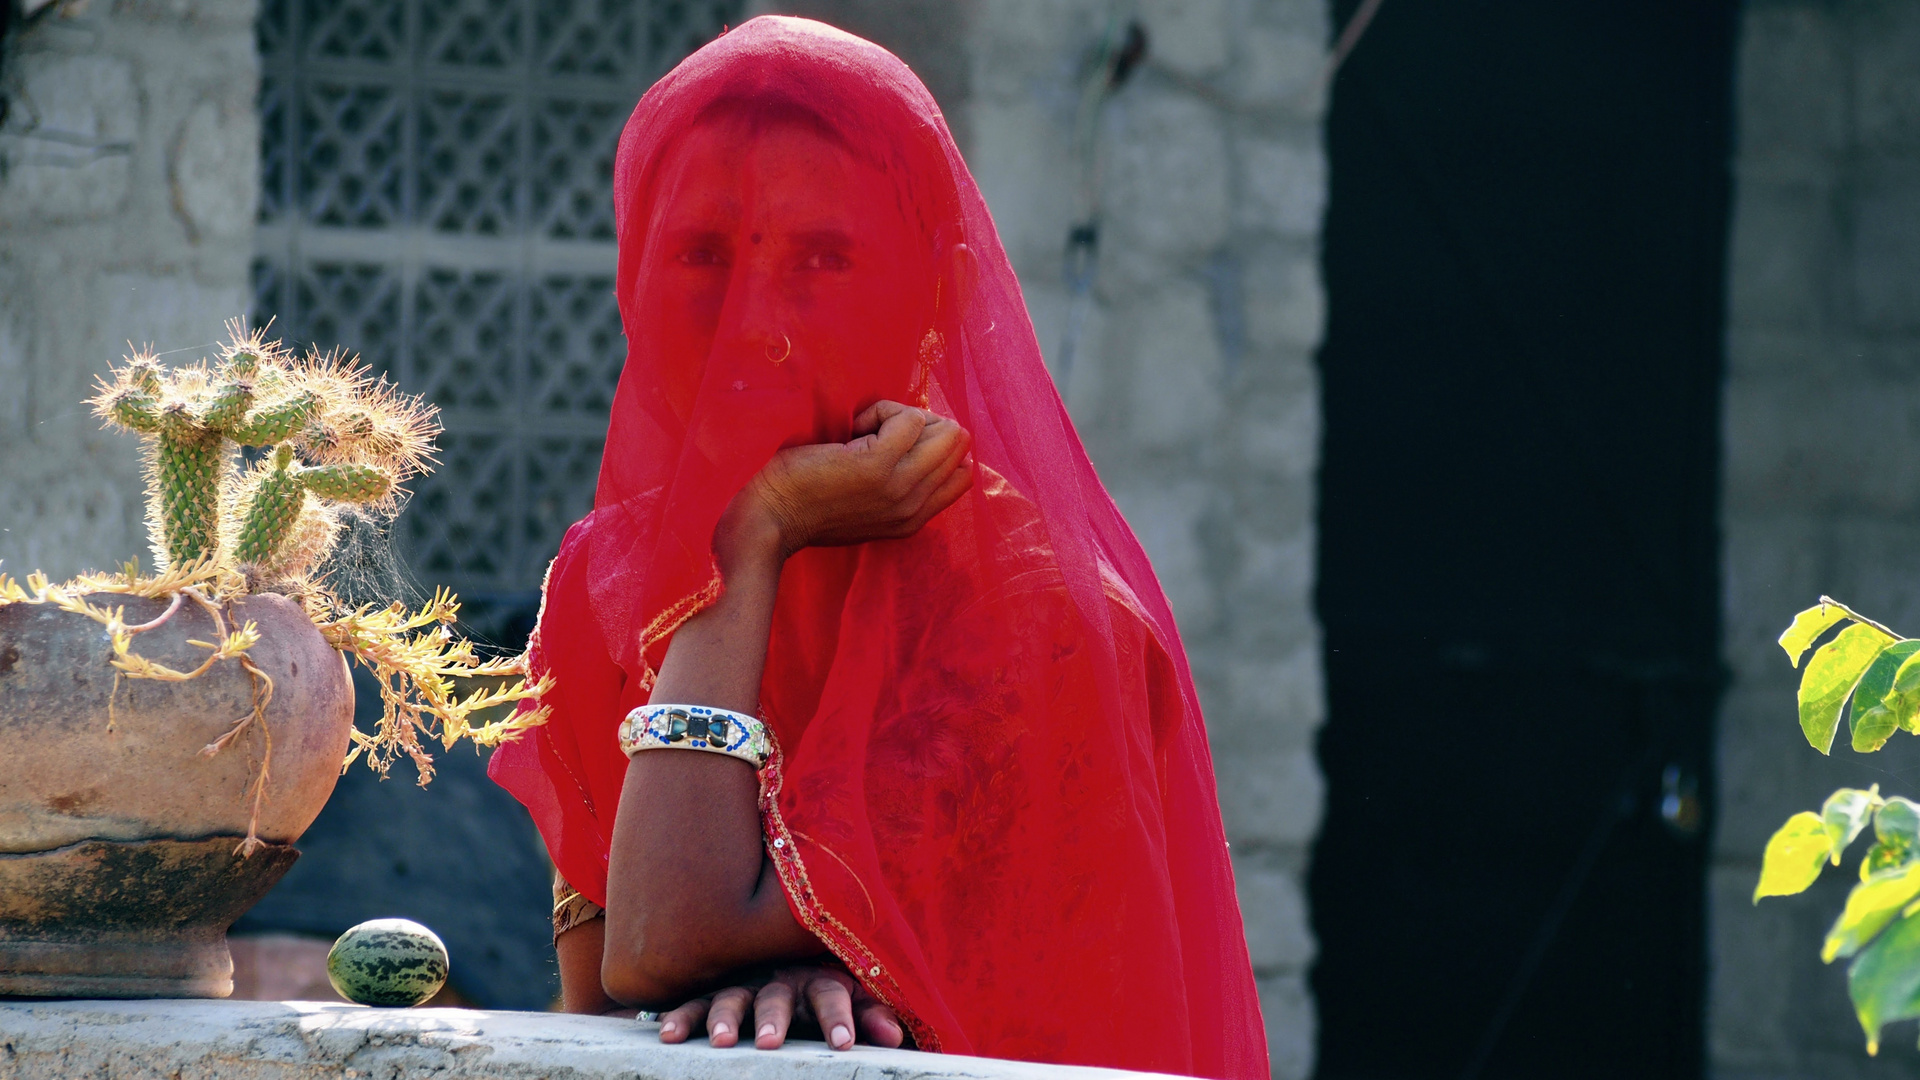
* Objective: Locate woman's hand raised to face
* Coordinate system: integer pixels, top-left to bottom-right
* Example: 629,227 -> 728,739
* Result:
720,400 -> 973,565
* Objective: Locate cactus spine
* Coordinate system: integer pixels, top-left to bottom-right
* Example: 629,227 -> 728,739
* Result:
90,323 -> 437,583
232,445 -> 394,576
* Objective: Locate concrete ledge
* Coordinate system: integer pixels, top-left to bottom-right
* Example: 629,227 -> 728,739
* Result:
0,999 -> 1182,1079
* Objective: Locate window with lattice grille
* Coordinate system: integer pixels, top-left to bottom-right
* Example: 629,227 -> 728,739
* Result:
254,0 -> 738,639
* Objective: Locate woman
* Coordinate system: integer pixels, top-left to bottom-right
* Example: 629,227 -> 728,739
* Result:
488,16 -> 1267,1079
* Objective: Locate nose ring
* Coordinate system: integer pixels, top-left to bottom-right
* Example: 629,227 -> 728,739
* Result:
766,334 -> 792,365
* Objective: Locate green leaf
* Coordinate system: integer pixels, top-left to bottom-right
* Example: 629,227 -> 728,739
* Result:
1848,907 -> 1920,1055
1852,641 -> 1920,752
1781,601 -> 1854,668
1860,799 -> 1920,879
1862,841 -> 1911,879
1801,624 -> 1898,754
1878,798 -> 1920,845
1823,861 -> 1920,963
1756,811 -> 1834,901
1825,787 -> 1885,864
1892,651 -> 1920,734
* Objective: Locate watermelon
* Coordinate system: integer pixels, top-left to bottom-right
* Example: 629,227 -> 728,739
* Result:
326,918 -> 449,1007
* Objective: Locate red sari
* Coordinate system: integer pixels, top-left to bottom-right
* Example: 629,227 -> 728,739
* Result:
487,17 -> 1267,1078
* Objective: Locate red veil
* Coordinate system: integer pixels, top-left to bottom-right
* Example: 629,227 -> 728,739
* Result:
488,16 -> 1266,1077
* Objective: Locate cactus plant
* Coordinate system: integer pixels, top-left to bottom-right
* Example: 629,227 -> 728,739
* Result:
91,325 -> 434,586
0,321 -> 554,848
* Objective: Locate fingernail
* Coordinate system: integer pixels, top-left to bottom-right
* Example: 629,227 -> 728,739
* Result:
759,1024 -> 777,1039
712,1021 -> 731,1037
831,1024 -> 851,1048
661,1021 -> 677,1036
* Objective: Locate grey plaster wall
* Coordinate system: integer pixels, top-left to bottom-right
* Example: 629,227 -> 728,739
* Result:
1714,2 -> 1920,1077
0,0 -> 259,581
962,4 -> 1327,1076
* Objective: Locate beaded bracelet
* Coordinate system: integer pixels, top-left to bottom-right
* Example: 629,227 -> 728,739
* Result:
618,704 -> 771,769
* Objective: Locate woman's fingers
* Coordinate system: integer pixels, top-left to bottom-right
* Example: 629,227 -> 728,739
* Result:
851,399 -> 902,437
657,997 -> 709,1044
804,973 -> 858,1050
864,404 -> 928,464
888,417 -> 970,505
851,986 -> 904,1049
898,427 -> 971,512
752,980 -> 797,1049
905,454 -> 975,533
705,986 -> 756,1047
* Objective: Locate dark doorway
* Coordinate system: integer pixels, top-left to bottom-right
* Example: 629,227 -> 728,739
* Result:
1311,3 -> 1736,1078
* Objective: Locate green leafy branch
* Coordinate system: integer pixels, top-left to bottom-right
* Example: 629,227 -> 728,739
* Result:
1758,598 -> 1920,1054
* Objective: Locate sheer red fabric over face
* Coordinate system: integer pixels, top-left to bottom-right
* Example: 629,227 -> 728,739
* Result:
487,17 -> 1267,1077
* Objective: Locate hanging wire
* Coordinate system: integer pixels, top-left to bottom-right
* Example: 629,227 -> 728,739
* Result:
1053,12 -> 1148,396
1318,0 -> 1387,95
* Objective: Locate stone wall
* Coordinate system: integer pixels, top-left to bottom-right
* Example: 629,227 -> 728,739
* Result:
0,1 -> 1330,1074
0,0 -> 260,581
1713,2 -> 1920,1078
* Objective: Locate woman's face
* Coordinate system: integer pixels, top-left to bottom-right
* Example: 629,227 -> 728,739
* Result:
637,115 -> 934,442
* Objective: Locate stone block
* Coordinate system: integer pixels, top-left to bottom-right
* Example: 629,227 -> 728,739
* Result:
1214,747 -> 1323,846
0,455 -> 144,581
1235,863 -> 1314,972
0,998 -> 1184,1080
1230,525 -> 1313,617
1140,0 -> 1231,78
965,0 -> 1104,101
1257,0 -> 1330,39
1235,135 -> 1324,239
1242,244 -> 1323,350
1724,180 -> 1833,334
170,96 -> 259,243
1102,88 -> 1231,260
1850,181 -> 1920,333
967,98 -> 1078,277
108,0 -> 258,25
1852,0 -> 1920,153
1109,477 -> 1218,633
1258,972 -> 1316,1080
1115,279 -> 1225,449
1736,3 -> 1847,160
1713,679 -> 1920,860
1818,519 -> 1920,632
1231,25 -> 1323,113
1721,373 -> 1920,516
1707,862 -> 1916,1076
1236,386 -> 1319,479
0,53 -> 137,223
1021,277 -> 1111,420
1704,863 -> 1801,1070
1222,646 -> 1323,741
0,267 -> 27,439
1719,513 -> 1829,680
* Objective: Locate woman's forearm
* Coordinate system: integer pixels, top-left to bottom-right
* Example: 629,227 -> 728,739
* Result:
599,500 -> 821,1009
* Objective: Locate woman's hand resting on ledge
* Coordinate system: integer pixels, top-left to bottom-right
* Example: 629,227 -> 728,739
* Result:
657,963 -> 905,1050
717,399 -> 975,568
590,400 -> 969,1038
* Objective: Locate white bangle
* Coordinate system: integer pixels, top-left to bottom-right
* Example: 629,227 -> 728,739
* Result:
618,704 -> 770,769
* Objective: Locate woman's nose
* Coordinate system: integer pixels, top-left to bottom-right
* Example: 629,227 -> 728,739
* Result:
716,253 -> 790,362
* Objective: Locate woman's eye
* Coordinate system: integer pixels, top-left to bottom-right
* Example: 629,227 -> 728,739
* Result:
678,248 -> 727,267
799,250 -> 851,271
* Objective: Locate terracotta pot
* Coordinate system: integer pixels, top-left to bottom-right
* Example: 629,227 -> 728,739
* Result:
0,592 -> 354,997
